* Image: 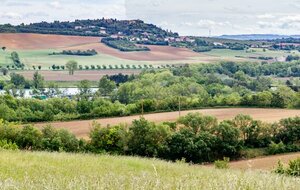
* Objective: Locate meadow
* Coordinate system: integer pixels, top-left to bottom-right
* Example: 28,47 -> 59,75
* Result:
0,150 -> 299,190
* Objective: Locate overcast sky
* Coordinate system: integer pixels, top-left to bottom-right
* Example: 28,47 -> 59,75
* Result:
1,0 -> 300,36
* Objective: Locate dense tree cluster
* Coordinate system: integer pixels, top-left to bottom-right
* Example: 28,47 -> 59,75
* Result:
0,19 -> 177,39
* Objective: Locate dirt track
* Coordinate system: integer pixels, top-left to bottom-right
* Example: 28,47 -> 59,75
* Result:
34,108 -> 300,138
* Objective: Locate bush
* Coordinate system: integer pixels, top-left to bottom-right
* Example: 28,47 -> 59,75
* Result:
17,125 -> 42,150
286,158 -> 300,176
267,141 -> 286,155
274,158 -> 300,177
0,120 -> 20,142
214,157 -> 230,169
0,140 -> 18,150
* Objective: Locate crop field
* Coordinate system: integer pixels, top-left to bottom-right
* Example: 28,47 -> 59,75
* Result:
34,108 -> 300,138
0,150 -> 299,190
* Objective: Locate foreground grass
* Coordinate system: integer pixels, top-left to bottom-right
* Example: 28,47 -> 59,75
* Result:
0,150 -> 299,190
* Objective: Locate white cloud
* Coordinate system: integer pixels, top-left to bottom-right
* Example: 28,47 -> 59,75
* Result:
279,14 -> 300,22
257,14 -> 275,19
49,1 -> 62,9
0,12 -> 22,19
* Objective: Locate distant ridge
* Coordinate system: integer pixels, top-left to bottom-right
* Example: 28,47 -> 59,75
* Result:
218,34 -> 300,41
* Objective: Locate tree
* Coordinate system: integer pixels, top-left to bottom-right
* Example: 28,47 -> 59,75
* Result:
77,80 -> 92,100
32,71 -> 44,93
89,123 -> 127,154
98,76 -> 116,96
127,117 -> 171,157
1,68 -> 8,76
10,73 -> 26,87
178,113 -> 218,134
214,121 -> 241,157
66,60 -> 78,75
1,47 -> 6,51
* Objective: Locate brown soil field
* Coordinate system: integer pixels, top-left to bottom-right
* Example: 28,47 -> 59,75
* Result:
0,33 -> 207,61
34,108 -> 300,139
0,33 -> 99,50
68,42 -> 210,61
228,152 -> 300,170
16,70 -> 141,81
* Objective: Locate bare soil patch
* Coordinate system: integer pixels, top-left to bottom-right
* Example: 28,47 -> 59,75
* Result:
34,108 -> 300,138
0,33 -> 99,50
16,70 -> 141,81
68,43 -> 207,61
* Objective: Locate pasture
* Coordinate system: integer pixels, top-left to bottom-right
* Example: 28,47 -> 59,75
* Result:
0,150 -> 299,190
34,108 -> 300,138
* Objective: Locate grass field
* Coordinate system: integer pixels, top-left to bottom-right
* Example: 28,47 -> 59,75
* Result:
34,108 -> 300,138
205,48 -> 297,60
0,150 -> 299,190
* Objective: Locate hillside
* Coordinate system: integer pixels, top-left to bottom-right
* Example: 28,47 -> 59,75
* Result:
0,19 -> 177,39
0,150 -> 298,190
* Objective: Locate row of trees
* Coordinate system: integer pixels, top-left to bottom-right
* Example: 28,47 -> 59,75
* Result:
1,114 -> 299,163
50,49 -> 98,56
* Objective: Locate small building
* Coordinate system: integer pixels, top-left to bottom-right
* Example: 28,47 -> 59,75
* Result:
74,26 -> 82,30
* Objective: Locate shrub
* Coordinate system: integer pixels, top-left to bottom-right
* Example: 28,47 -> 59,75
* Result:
267,141 -> 286,155
0,140 -> 18,150
0,120 -> 20,142
286,158 -> 300,176
214,157 -> 230,169
17,125 -> 42,150
274,158 -> 300,177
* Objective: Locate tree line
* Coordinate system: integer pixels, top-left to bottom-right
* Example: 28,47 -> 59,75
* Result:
1,114 -> 299,164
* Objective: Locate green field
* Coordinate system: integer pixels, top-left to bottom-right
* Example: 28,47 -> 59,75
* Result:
0,150 -> 299,190
205,48 -> 298,60
2,47 -> 298,71
0,49 -> 199,70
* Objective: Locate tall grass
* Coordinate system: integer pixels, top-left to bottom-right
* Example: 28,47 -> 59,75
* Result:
0,150 -> 299,190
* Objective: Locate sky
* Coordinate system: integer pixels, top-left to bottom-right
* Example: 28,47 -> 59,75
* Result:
1,0 -> 300,36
